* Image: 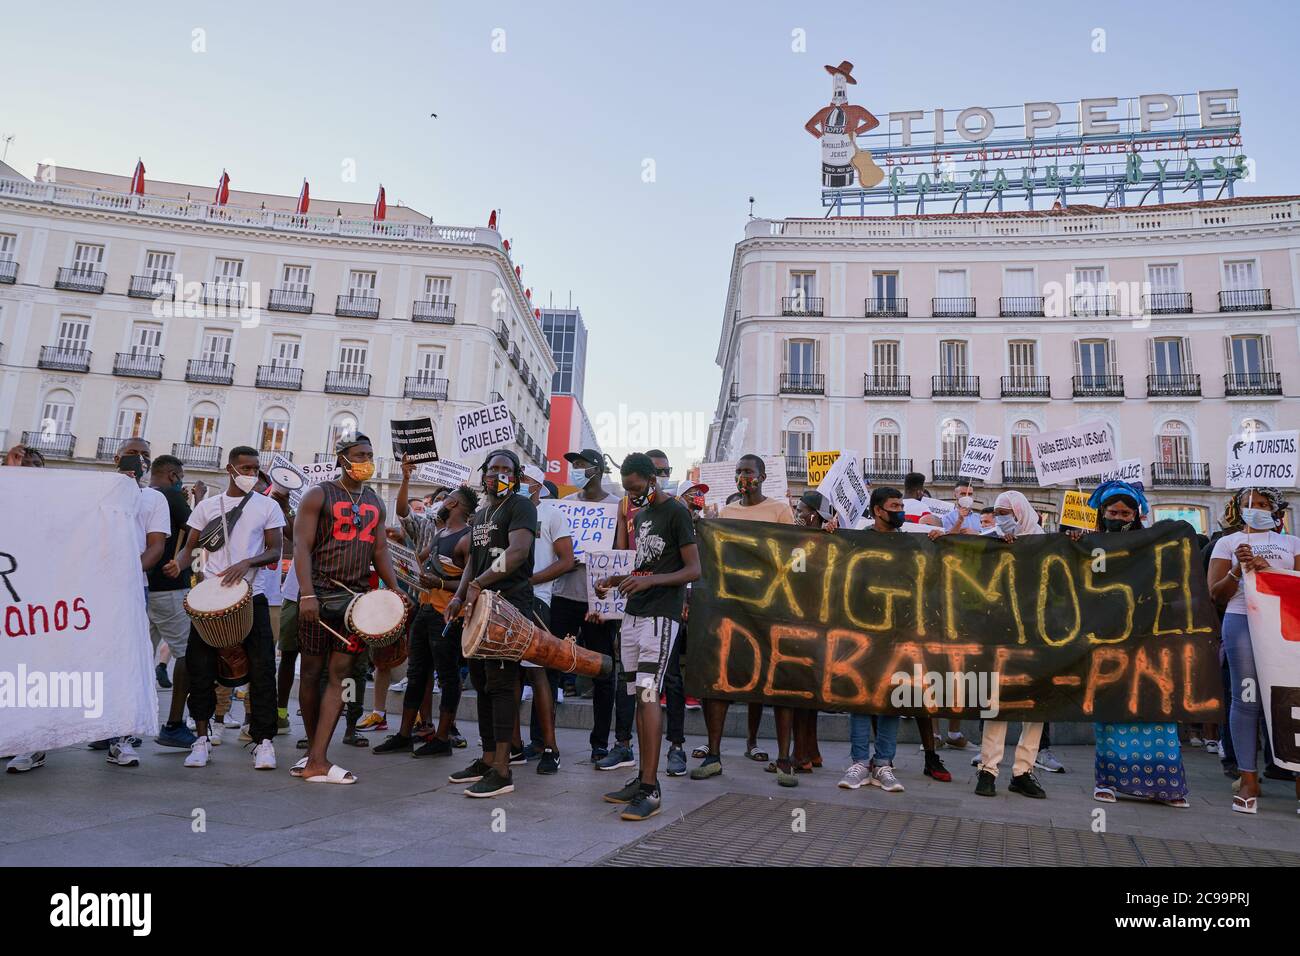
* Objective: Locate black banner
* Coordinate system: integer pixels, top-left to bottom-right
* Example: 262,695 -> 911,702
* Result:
684,520 -> 1221,722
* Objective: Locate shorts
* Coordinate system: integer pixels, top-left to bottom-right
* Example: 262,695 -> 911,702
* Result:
618,614 -> 679,696
297,592 -> 365,657
278,599 -> 299,655
147,589 -> 191,658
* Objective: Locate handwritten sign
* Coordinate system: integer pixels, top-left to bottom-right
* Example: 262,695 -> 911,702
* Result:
1225,430 -> 1299,489
806,450 -> 841,486
387,540 -> 428,598
553,499 -> 619,558
1060,490 -> 1098,530
1029,420 -> 1117,486
454,401 -> 516,460
698,457 -> 788,509
958,434 -> 1001,482
390,417 -> 439,465
586,549 -> 636,620
817,452 -> 868,526
1093,458 -> 1146,487
415,458 -> 473,489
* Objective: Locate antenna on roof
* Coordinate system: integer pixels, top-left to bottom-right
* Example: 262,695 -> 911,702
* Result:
0,134 -> 13,163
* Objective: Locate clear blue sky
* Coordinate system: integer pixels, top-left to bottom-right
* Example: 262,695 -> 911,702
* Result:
3,0 -> 1295,476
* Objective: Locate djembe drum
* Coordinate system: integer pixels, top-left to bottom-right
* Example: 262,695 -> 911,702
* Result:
462,590 -> 612,677
344,589 -> 409,650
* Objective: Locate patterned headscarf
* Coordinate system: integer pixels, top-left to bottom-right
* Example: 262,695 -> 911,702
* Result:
1087,479 -> 1149,516
1223,486 -> 1287,527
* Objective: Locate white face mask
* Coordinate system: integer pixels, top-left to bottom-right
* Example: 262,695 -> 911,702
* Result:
232,473 -> 258,494
957,496 -> 975,510
1241,507 -> 1276,531
995,514 -> 1019,537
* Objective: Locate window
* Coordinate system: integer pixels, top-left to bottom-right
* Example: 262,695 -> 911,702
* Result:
271,334 -> 301,368
783,416 -> 814,461
1008,340 -> 1037,378
1226,335 -> 1272,375
201,329 -> 232,364
1158,420 -> 1192,465
0,233 -> 15,262
1149,337 -> 1190,376
71,242 -> 104,274
190,402 -> 220,447
1152,504 -> 1208,535
1147,263 -> 1181,293
115,396 -> 148,439
41,389 -> 75,435
144,251 -> 174,281
789,271 -> 817,301
415,346 -> 446,382
130,321 -> 162,356
1222,259 -> 1258,290
1074,339 -> 1114,384
327,413 -> 358,451
1011,420 -> 1037,462
939,340 -> 967,377
940,419 -> 969,463
872,341 -> 900,377
213,258 -> 243,283
1073,267 -> 1104,295
337,341 -> 368,375
56,316 -> 90,352
348,270 -> 377,297
873,418 -> 900,463
1002,268 -> 1036,297
872,272 -> 899,303
260,409 -> 289,452
281,264 -> 310,293
937,269 -> 968,297
784,338 -> 819,376
423,276 -> 451,305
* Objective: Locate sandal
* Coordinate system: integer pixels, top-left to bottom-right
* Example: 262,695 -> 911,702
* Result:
746,746 -> 769,762
305,764 -> 358,784
793,762 -> 814,774
1093,786 -> 1116,803
342,732 -> 369,748
691,745 -> 710,759
1159,797 -> 1190,809
811,754 -> 823,768
289,756 -> 309,778
1231,794 -> 1258,815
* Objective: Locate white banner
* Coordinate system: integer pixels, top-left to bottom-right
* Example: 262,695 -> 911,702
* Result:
1092,458 -> 1146,487
586,549 -> 636,620
0,471 -> 158,756
415,458 -> 473,489
1243,569 -> 1300,773
1226,430 -> 1299,489
553,499 -> 619,559
957,434 -> 1001,482
1029,420 -> 1118,486
818,452 -> 869,527
698,456 -> 788,509
454,401 -> 516,461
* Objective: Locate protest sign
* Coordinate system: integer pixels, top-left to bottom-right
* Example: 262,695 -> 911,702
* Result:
698,457 -> 787,509
553,499 -> 619,558
1244,569 -> 1300,772
957,435 -> 1001,482
415,458 -> 473,489
454,401 -> 516,460
806,450 -> 841,486
1225,430 -> 1299,489
586,550 -> 636,620
817,452 -> 868,526
1093,458 -> 1146,487
390,417 -> 439,465
1029,421 -> 1118,486
387,540 -> 428,599
1060,490 -> 1098,530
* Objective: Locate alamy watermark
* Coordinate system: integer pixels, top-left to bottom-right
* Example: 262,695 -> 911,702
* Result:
0,665 -> 103,718
889,665 -> 1002,719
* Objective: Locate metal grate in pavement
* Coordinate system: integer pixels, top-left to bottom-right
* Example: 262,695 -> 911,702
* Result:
595,792 -> 1300,867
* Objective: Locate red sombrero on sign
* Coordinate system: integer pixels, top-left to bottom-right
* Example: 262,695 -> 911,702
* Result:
824,60 -> 857,84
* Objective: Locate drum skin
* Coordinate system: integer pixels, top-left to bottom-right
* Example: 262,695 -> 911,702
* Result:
184,578 -> 253,648
345,590 -> 408,649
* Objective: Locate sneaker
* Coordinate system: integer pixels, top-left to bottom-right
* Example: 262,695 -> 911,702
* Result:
509,747 -> 527,766
521,684 -> 534,702
838,761 -> 871,790
589,747 -> 609,764
1009,771 -> 1047,799
413,737 -> 452,758
974,769 -> 997,797
107,740 -> 140,767
449,733 -> 467,749
1205,740 -> 1221,755
209,724 -> 224,746
923,751 -> 952,782
5,752 -> 45,773
521,743 -> 544,761
659,694 -> 667,708
155,722 -> 197,750
239,724 -> 253,743
156,662 -> 172,688
449,759 -> 492,784
356,712 -> 387,732
373,733 -> 413,754
184,737 -> 211,768
621,787 -> 662,821
253,739 -> 276,771
685,696 -> 702,711
277,713 -> 292,736
389,677 -> 408,693
221,712 -> 241,729
595,744 -> 635,771
869,764 -> 905,792
87,738 -> 112,751
775,761 -> 799,788
666,746 -> 687,777
1188,735 -> 1204,748
537,749 -> 560,775
945,732 -> 968,749
1034,749 -> 1065,774
603,775 -> 643,804
464,768 -> 514,798
689,755 -> 722,779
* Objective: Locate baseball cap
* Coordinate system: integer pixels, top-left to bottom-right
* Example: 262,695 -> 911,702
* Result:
522,463 -> 547,489
563,448 -> 608,471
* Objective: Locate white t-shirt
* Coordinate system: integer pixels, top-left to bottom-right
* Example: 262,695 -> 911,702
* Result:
1211,530 -> 1300,614
186,492 -> 286,597
282,559 -> 300,602
531,500 -> 572,608
136,485 -> 172,587
552,490 -> 615,604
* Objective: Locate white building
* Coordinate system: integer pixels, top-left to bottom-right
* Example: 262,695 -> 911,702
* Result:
706,197 -> 1300,532
0,164 -> 554,494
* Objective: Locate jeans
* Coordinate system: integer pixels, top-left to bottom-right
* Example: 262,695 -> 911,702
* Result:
1222,613 -> 1261,773
468,657 -> 519,750
186,594 -> 277,742
663,621 -> 686,745
405,605 -> 463,717
550,595 -> 633,749
849,713 -> 898,766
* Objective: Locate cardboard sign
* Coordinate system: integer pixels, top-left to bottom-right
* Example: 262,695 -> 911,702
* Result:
415,458 -> 473,489
553,499 -> 619,558
1225,430 -> 1299,489
806,450 -> 841,486
454,401 -> 516,460
1029,420 -> 1118,486
390,417 -> 439,465
697,456 -> 789,509
1060,490 -> 1098,530
387,540 -> 428,599
586,549 -> 636,620
1093,458 -> 1146,487
817,452 -> 869,526
957,434 -> 1001,482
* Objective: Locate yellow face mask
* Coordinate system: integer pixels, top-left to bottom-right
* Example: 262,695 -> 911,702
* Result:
343,457 -> 375,482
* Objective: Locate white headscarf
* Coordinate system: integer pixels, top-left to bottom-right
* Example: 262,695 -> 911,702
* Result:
994,490 -> 1044,536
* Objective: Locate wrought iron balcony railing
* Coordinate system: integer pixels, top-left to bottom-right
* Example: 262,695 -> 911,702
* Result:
412,300 -> 456,324
128,274 -> 174,299
1147,373 -> 1201,397
113,352 -> 163,378
779,372 -> 825,395
404,376 -> 449,401
38,346 -> 91,372
324,370 -> 371,395
864,297 -> 907,317
335,293 -> 380,318
268,288 -> 314,313
1218,289 -> 1271,312
863,373 -> 911,397
1002,461 -> 1037,485
862,457 -> 912,483
1000,375 -> 1050,398
932,296 -> 975,318
55,266 -> 106,293
1150,462 -> 1211,487
185,359 -> 235,385
22,430 -> 75,459
999,296 -> 1044,317
781,296 -> 824,316
1071,294 -> 1115,316
1142,292 -> 1192,314
1224,372 -> 1282,396
931,374 -> 980,397
173,443 -> 223,470
255,365 -> 304,390
1072,374 -> 1125,398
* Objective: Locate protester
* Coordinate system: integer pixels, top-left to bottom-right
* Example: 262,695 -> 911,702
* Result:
147,455 -> 196,750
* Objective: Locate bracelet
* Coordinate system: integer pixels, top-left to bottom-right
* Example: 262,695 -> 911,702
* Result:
300,594 -> 318,601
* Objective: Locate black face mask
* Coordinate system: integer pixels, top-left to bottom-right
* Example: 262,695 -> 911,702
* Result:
882,509 -> 906,529
437,507 -> 452,523
1102,517 -> 1132,533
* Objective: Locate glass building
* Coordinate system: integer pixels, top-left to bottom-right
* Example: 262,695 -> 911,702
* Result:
540,307 -> 587,402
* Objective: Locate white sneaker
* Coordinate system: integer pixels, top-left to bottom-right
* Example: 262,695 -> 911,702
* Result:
5,752 -> 45,773
222,712 -> 242,729
253,739 -> 276,770
390,677 -> 409,693
185,737 -> 211,768
521,685 -> 534,701
239,724 -> 253,743
107,740 -> 140,767
209,724 -> 224,746
869,764 -> 905,792
838,760 -> 871,790
1188,735 -> 1204,748
1205,740 -> 1221,755
1034,748 -> 1066,774
556,688 -> 565,704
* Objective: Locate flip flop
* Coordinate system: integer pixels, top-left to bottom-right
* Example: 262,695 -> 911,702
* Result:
1159,798 -> 1190,809
342,733 -> 369,748
1231,795 -> 1257,815
1093,786 -> 1116,803
793,762 -> 814,774
305,764 -> 357,785
691,745 -> 709,759
746,747 -> 769,762
289,756 -> 309,778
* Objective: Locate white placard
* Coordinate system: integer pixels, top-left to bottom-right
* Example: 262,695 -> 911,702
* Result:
415,458 -> 474,489
1243,569 -> 1300,772
454,401 -> 516,461
0,470 -> 158,756
697,456 -> 788,509
1029,420 -> 1118,486
1225,430 -> 1299,489
957,434 -> 1001,482
586,549 -> 636,620
818,452 -> 869,526
553,499 -> 619,559
1091,458 -> 1146,487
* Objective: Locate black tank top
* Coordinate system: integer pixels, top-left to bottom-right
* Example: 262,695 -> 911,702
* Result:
310,480 -> 384,593
429,525 -> 469,581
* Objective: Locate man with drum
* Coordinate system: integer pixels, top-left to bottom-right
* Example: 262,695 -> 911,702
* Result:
173,446 -> 285,771
293,433 -> 404,784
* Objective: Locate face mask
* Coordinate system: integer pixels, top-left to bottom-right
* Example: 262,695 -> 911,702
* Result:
995,514 -> 1019,537
436,507 -> 451,523
736,475 -> 759,493
881,509 -> 906,529
1241,508 -> 1276,531
232,473 -> 258,494
957,496 -> 975,510
342,458 -> 375,482
486,474 -> 513,496
584,468 -> 601,488
1102,517 -> 1132,533
171,479 -> 184,492
630,486 -> 653,508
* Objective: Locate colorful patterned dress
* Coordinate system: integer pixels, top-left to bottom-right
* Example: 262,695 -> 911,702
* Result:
1094,722 -> 1188,801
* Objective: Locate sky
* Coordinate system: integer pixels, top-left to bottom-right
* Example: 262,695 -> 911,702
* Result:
3,0 -> 1297,480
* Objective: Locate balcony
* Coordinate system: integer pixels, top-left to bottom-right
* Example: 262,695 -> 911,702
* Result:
202,281 -> 247,308
404,376 -> 449,401
862,457 -> 911,483
932,297 -> 975,318
113,352 -> 163,379
38,345 -> 91,373
255,365 -> 303,390
863,373 -> 911,397
1150,462 -> 1211,487
258,449 -> 291,470
22,430 -> 75,459
931,459 -> 965,483
786,458 -> 809,482
999,296 -> 1045,317
185,359 -> 235,385
173,443 -> 223,470
543,399 -> 551,418
325,370 -> 371,395
496,320 -> 510,348
779,372 -> 825,395
1071,294 -> 1115,316
1002,461 -> 1037,485
267,288 -> 314,313
0,259 -> 17,284
509,344 -> 521,368
335,293 -> 380,319
1218,289 -> 1271,312
412,299 -> 456,324
1224,372 -> 1283,396
1000,375 -> 1050,399
96,437 -> 126,461
781,296 -> 824,317
729,382 -> 738,402
931,375 -> 980,398
1147,373 -> 1201,397
864,297 -> 908,318
1142,292 -> 1192,315
55,266 -> 106,293
1072,374 -> 1125,398
128,274 -> 174,299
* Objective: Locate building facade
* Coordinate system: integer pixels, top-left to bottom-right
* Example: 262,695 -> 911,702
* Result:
706,197 -> 1300,532
0,166 -> 555,496
540,306 -> 603,488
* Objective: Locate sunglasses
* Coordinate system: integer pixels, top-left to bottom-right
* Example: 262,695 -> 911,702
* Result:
654,467 -> 671,477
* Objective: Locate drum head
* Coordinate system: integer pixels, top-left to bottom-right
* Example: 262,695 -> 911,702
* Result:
187,576 -> 250,612
269,465 -> 305,491
462,592 -> 494,655
350,589 -> 405,634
